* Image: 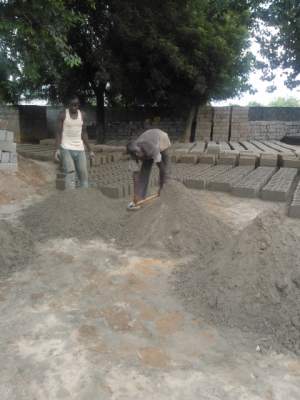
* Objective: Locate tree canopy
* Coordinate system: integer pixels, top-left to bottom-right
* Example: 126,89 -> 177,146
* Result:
254,0 -> 300,88
1,0 -> 257,139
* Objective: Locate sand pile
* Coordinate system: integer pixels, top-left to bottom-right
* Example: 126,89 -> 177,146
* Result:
21,188 -> 125,242
174,211 -> 300,354
0,220 -> 34,277
120,181 -> 228,257
21,182 -> 228,259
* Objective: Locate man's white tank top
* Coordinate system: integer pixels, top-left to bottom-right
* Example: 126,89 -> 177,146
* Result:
61,109 -> 84,151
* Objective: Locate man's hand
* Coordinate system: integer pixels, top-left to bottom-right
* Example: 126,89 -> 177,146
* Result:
54,149 -> 61,162
89,151 -> 96,160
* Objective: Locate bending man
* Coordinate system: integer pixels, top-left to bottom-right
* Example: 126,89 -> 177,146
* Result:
54,95 -> 95,188
127,128 -> 171,206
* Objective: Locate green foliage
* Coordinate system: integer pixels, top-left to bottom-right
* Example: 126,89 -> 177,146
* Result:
0,0 -> 255,108
268,97 -> 300,107
254,0 -> 300,88
0,0 -> 83,103
109,0 -> 254,107
247,101 -> 263,107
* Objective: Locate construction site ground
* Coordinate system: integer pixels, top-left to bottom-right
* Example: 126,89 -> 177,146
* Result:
1,157 -> 300,400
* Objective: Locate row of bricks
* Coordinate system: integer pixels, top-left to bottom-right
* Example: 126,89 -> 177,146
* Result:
184,166 -> 298,202
0,130 -> 14,142
172,152 -> 300,168
0,151 -> 17,164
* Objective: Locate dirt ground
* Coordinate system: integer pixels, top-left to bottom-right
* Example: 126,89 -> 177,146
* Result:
0,159 -> 300,400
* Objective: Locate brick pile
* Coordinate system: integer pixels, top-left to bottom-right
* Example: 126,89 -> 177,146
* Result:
0,130 -> 17,171
230,107 -> 250,141
212,107 -> 230,142
195,106 -> 212,141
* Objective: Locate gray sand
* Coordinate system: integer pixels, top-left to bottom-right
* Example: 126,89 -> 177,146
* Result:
2,182 -> 300,354
173,211 -> 300,354
0,220 -> 34,277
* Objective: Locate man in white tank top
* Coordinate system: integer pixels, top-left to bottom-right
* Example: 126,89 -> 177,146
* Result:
54,96 -> 95,188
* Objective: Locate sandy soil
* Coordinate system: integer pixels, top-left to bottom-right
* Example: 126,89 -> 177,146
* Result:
0,160 -> 300,399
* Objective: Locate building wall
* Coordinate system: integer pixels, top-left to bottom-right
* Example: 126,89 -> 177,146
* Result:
1,104 -> 300,143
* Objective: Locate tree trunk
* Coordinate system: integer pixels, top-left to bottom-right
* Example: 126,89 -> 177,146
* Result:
95,87 -> 106,144
182,105 -> 197,142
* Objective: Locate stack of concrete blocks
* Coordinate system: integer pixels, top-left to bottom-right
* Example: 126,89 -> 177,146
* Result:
249,121 -> 297,141
284,122 -> 300,137
89,160 -> 160,199
230,107 -> 250,141
0,130 -> 18,171
0,106 -> 20,142
212,107 -> 230,142
195,106 -> 213,141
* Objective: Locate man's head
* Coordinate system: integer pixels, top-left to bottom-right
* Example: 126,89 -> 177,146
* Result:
126,141 -> 144,161
68,95 -> 80,113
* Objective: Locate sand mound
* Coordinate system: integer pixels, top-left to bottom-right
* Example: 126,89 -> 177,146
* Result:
21,188 -> 125,242
120,181 -> 228,258
0,220 -> 34,277
174,212 -> 300,354
21,182 -> 228,259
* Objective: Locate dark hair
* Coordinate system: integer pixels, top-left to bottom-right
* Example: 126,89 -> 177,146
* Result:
126,141 -> 139,161
68,95 -> 80,104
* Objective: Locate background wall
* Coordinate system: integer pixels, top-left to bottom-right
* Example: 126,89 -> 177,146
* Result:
1,104 -> 300,143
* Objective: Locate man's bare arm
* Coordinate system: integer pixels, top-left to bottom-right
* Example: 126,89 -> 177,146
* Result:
55,111 -> 65,150
81,111 -> 92,152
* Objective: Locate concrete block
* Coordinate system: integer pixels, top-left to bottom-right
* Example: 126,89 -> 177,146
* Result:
217,152 -> 238,166
232,167 -> 277,198
239,153 -> 258,166
4,130 -> 14,142
288,182 -> 300,218
261,168 -> 298,202
9,152 -> 17,163
101,185 -> 125,199
199,154 -> 216,165
1,151 -> 10,163
207,166 -> 254,192
0,130 -> 13,141
280,155 -> 300,169
179,154 -> 199,164
184,178 -> 205,190
289,205 -> 300,218
0,141 -> 16,152
0,163 -> 17,172
207,142 -> 220,154
260,153 -> 278,167
190,142 -> 206,154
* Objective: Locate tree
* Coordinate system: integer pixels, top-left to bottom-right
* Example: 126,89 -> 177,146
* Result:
1,1 -> 256,142
0,0 -> 83,102
247,101 -> 263,107
268,97 -> 300,107
254,0 -> 300,88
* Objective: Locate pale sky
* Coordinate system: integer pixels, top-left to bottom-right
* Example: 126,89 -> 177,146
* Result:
213,39 -> 300,106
